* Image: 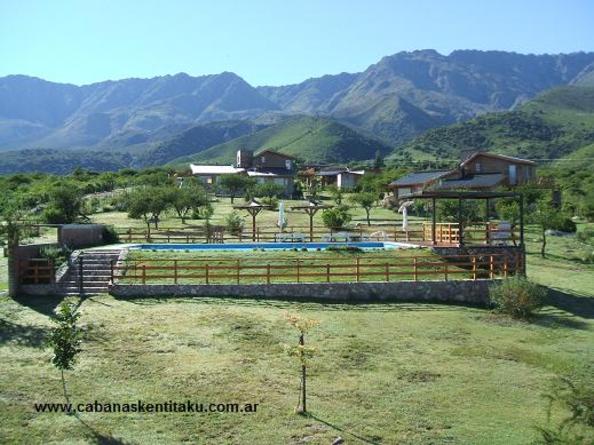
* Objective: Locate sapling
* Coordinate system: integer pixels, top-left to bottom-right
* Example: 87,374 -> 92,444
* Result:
285,313 -> 319,414
47,301 -> 82,413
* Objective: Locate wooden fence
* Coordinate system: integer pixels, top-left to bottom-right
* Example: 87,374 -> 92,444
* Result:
115,222 -> 517,245
18,259 -> 55,284
113,253 -> 521,286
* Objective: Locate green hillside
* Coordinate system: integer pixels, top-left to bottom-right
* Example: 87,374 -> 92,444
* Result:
170,115 -> 393,165
389,85 -> 594,161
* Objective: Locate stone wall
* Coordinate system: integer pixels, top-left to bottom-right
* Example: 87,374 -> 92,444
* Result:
110,279 -> 496,305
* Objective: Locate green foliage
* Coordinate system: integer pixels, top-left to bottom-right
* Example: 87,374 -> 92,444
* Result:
350,192 -> 376,225
437,199 -> 481,226
219,175 -> 253,203
489,276 -> 546,319
321,205 -> 351,229
496,199 -> 520,224
126,186 -> 173,230
225,211 -> 244,236
47,302 -> 82,371
326,185 -> 343,204
39,245 -> 70,267
171,184 -> 210,223
43,184 -> 86,224
253,182 -> 286,199
102,225 -> 120,244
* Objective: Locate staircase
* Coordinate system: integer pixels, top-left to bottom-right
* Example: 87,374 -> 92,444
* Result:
59,250 -> 122,295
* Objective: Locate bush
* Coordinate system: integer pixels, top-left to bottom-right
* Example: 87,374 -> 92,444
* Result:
326,246 -> 363,254
225,211 -> 244,236
321,206 -> 351,229
261,196 -> 278,210
489,276 -> 546,319
550,217 -> 577,233
102,226 -> 120,244
577,227 -> 594,244
39,245 -> 71,267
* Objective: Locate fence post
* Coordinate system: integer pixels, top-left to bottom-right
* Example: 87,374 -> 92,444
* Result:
296,260 -> 300,283
444,262 -> 448,281
413,257 -> 418,281
110,259 -> 114,283
326,264 -> 330,283
142,264 -> 146,285
514,252 -> 520,275
503,256 -> 508,278
489,255 -> 494,279
205,264 -> 209,284
385,263 -> 389,282
472,256 -> 477,280
174,260 -> 178,284
236,259 -> 240,284
356,257 -> 360,282
267,264 -> 271,284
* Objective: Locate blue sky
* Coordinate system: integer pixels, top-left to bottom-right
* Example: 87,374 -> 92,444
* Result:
1,0 -> 593,86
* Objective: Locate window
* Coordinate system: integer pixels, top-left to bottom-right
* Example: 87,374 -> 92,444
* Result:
285,159 -> 292,170
509,165 -> 517,185
475,162 -> 481,173
261,156 -> 266,163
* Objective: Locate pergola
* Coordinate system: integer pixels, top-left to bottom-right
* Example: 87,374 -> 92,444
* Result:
233,199 -> 271,241
291,200 -> 333,242
399,190 -> 525,248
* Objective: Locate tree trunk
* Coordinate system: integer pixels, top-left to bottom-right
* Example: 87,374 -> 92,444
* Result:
366,209 -> 371,226
230,194 -> 235,204
61,369 -> 73,414
541,227 -> 546,258
297,333 -> 306,414
145,221 -> 151,241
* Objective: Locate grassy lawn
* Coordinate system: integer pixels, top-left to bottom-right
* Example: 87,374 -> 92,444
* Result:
0,256 -> 7,292
1,292 -> 592,444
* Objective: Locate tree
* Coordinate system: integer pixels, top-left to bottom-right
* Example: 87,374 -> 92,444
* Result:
350,192 -> 376,225
219,175 -> 252,203
126,186 -> 172,234
253,182 -> 285,199
327,185 -> 343,205
43,184 -> 86,224
47,302 -> 82,413
285,313 -> 319,414
373,149 -> 385,168
321,205 -> 351,229
531,199 -> 561,258
171,186 -> 209,224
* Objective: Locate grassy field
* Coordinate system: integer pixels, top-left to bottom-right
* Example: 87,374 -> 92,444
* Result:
1,292 -> 592,445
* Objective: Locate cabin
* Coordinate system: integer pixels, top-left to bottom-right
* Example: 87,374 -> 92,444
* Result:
389,152 -> 537,198
191,149 -> 297,196
316,167 -> 365,190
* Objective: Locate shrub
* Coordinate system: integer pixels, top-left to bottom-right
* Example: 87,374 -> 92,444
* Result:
39,245 -> 71,267
550,217 -> 577,233
489,276 -> 546,319
102,226 -> 120,244
225,211 -> 244,236
577,227 -> 594,244
326,246 -> 363,254
321,205 -> 351,229
261,196 -> 278,210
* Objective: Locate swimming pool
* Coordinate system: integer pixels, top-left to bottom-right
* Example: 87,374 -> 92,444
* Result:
131,241 -> 412,251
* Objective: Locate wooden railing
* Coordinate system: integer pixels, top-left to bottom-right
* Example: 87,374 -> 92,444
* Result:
19,259 -> 55,284
113,253 -> 521,285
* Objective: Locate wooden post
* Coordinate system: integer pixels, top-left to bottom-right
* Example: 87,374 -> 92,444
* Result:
174,260 -> 178,284
472,256 -> 477,280
458,198 -> 464,247
296,260 -> 300,283
236,259 -> 240,284
326,264 -> 330,283
267,264 -> 271,284
205,264 -> 209,284
385,263 -> 389,282
142,264 -> 146,285
489,255 -> 494,279
413,257 -> 418,281
356,257 -> 360,282
444,262 -> 448,281
431,197 -> 437,246
503,257 -> 508,278
515,252 -> 520,275
309,212 -> 314,242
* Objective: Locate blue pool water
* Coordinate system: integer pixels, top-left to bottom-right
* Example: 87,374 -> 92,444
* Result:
131,241 -> 407,251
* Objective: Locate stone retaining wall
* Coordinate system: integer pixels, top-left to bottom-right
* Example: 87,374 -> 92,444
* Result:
110,279 -> 496,305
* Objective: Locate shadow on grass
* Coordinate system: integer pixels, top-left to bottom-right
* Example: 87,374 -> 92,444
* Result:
115,294 -> 476,313
546,288 -> 594,320
12,294 -> 67,317
77,416 -> 132,445
308,413 -> 381,445
0,317 -> 47,347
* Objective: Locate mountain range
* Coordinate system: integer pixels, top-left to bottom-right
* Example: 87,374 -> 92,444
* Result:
1,49 -> 594,173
